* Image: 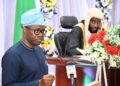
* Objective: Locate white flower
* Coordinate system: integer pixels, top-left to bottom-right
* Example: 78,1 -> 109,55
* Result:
107,55 -> 117,67
101,54 -> 109,60
92,41 -> 99,47
92,52 -> 100,58
109,60 -> 116,67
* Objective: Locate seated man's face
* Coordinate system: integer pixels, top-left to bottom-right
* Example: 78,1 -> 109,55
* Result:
89,17 -> 101,33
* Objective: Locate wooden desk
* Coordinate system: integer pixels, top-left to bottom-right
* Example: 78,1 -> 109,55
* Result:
47,57 -> 96,86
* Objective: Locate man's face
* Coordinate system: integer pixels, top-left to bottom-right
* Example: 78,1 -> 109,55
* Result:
89,17 -> 101,33
24,25 -> 46,47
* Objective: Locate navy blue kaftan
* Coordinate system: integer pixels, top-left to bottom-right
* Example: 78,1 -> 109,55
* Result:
2,41 -> 48,86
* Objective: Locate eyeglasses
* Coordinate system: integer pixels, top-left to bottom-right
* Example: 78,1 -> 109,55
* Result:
30,29 -> 46,35
25,26 -> 46,35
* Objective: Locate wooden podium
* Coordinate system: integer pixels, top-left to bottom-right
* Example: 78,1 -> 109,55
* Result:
47,57 -> 96,86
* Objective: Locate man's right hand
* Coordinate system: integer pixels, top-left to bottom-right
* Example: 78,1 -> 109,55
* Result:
39,74 -> 55,86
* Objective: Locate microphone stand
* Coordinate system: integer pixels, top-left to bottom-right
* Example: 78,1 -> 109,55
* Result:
70,74 -> 75,86
66,58 -> 76,86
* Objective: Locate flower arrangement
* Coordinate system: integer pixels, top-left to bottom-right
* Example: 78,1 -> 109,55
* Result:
41,26 -> 56,56
39,0 -> 57,56
40,0 -> 57,19
87,26 -> 120,68
95,0 -> 112,22
104,26 -> 120,56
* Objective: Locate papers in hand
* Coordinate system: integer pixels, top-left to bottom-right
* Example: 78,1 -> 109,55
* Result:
76,48 -> 86,55
76,48 -> 92,61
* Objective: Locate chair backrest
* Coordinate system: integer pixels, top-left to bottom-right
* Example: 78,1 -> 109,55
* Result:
60,16 -> 78,29
54,16 -> 78,56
